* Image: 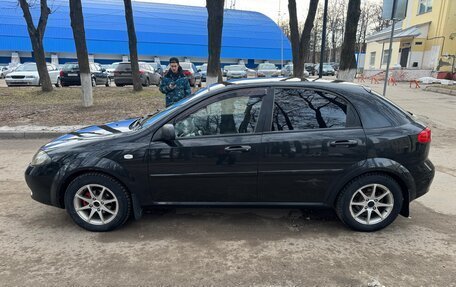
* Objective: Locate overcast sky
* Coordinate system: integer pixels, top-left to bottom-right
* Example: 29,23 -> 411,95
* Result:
137,0 -> 308,24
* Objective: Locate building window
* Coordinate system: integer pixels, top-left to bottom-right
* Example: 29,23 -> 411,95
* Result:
382,49 -> 390,65
370,52 -> 376,66
418,0 -> 432,15
415,41 -> 423,45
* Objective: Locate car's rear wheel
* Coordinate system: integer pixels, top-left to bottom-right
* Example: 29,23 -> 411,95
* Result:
64,173 -> 131,232
336,174 -> 403,232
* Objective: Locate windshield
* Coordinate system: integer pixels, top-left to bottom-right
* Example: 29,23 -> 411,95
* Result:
258,63 -> 276,69
16,63 -> 37,71
323,64 -> 334,69
180,63 -> 192,70
227,65 -> 246,71
200,64 -> 207,71
63,63 -> 79,70
110,63 -> 119,69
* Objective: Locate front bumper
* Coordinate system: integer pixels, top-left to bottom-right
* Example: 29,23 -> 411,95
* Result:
6,78 -> 40,86
25,163 -> 61,207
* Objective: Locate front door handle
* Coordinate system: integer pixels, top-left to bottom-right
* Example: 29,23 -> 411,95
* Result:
330,140 -> 358,147
224,145 -> 251,152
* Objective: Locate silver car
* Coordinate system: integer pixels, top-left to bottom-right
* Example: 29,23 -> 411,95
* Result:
257,63 -> 280,77
5,62 -> 61,87
226,65 -> 248,80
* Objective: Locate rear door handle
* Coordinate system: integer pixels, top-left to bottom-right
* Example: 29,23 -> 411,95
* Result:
330,140 -> 358,147
224,145 -> 251,152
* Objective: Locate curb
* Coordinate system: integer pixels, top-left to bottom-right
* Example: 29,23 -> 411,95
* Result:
424,86 -> 456,96
0,131 -> 64,139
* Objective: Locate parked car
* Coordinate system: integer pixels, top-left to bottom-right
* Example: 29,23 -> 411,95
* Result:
114,62 -> 161,87
5,62 -> 60,87
226,65 -> 248,80
198,63 -> 207,82
148,62 -> 164,77
60,62 -> 110,87
315,63 -> 336,76
105,62 -> 120,79
0,65 -> 8,78
305,63 -> 316,75
281,64 -> 310,77
257,63 -> 280,77
25,78 -> 434,232
1,65 -> 20,78
178,62 -> 202,87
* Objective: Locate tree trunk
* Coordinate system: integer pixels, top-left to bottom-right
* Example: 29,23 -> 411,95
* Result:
69,0 -> 93,107
19,0 -> 53,92
288,0 -> 319,78
337,0 -> 361,81
123,0 -> 142,91
206,0 -> 224,85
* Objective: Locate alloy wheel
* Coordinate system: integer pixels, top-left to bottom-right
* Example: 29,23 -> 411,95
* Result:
349,183 -> 394,225
73,184 -> 119,225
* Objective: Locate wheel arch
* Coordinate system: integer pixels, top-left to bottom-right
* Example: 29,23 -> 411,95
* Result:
54,168 -> 143,219
328,158 -> 415,217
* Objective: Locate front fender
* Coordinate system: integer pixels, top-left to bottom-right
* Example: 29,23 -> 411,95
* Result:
50,155 -> 132,208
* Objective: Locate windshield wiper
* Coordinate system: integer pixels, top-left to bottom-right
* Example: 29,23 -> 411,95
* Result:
130,109 -> 163,130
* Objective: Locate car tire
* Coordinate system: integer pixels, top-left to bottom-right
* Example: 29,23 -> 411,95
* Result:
105,78 -> 110,87
55,77 -> 61,88
335,173 -> 403,232
144,78 -> 150,87
91,77 -> 96,87
64,173 -> 132,232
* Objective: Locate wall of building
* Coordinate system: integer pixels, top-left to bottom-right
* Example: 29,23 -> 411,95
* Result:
364,41 -> 401,70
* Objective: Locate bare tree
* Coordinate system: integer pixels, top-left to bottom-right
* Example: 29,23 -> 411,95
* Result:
69,0 -> 92,107
123,0 -> 142,91
206,0 -> 224,85
288,0 -> 319,78
337,0 -> 360,81
18,0 -> 53,92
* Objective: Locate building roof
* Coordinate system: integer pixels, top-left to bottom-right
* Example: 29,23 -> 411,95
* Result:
0,0 -> 292,60
366,21 -> 431,43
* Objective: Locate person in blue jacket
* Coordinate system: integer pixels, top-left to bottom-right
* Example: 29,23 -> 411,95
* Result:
159,57 -> 191,107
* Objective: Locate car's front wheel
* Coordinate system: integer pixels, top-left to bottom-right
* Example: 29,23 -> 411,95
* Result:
64,173 -> 131,232
336,173 -> 403,232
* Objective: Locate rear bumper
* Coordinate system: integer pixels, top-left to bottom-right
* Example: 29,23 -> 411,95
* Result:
411,159 -> 435,201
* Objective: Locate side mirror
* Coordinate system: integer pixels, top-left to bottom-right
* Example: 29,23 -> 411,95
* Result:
153,124 -> 175,142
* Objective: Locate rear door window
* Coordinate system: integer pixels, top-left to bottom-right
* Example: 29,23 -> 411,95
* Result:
271,88 -> 359,131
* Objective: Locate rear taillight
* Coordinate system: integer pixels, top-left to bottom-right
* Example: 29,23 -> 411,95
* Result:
183,70 -> 192,76
139,70 -> 145,74
417,127 -> 431,143
60,70 -> 64,77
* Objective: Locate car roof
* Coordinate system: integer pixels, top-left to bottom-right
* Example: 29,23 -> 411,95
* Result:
216,77 -> 368,95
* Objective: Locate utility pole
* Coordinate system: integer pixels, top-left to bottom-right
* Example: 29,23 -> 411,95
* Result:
382,0 -> 397,97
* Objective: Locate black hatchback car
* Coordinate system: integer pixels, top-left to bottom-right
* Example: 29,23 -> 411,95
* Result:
60,62 -> 110,87
25,78 -> 434,232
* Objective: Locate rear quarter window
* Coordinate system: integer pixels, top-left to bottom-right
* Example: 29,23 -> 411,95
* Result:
356,92 -> 410,128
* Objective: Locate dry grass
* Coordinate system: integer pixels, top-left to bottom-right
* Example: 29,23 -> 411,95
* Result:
0,86 -> 166,126
431,84 -> 456,90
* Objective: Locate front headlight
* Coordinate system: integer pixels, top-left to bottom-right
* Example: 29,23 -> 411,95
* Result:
31,150 -> 51,166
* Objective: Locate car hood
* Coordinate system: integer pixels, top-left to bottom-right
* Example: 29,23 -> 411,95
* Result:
43,118 -> 139,150
8,71 -> 39,77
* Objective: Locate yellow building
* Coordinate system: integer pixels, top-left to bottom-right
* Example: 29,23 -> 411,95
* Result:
365,0 -> 456,72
